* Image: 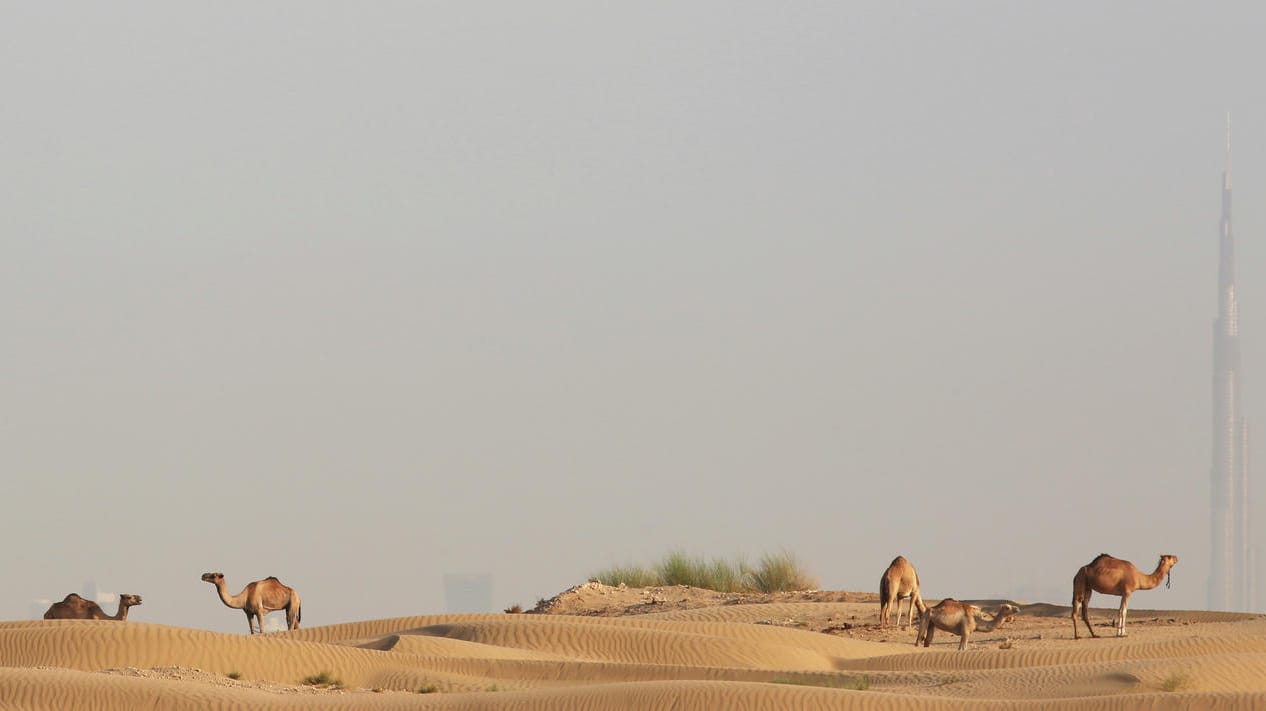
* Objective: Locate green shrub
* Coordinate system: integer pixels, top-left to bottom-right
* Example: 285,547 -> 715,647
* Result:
746,551 -> 818,593
590,550 -> 817,593
590,563 -> 659,588
301,671 -> 344,689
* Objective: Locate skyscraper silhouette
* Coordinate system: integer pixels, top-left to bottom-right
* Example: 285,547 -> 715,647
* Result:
1208,116 -> 1254,612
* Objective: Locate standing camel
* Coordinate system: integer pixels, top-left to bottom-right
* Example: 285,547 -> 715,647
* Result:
44,593 -> 143,621
201,572 -> 301,634
915,599 -> 1019,650
1071,553 -> 1177,639
879,556 -> 926,629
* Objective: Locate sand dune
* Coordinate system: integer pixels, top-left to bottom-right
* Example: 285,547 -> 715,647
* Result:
1,592 -> 1264,710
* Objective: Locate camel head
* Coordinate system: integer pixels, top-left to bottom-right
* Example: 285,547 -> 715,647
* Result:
1159,554 -> 1178,588
996,604 -> 1020,622
201,572 -> 225,585
119,594 -> 143,607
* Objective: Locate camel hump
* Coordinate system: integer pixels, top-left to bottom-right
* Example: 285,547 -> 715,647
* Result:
890,556 -> 907,565
264,576 -> 282,583
1089,553 -> 1114,565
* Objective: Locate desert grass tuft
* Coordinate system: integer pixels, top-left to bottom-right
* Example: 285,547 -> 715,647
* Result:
225,671 -> 242,680
301,671 -> 344,689
771,675 -> 871,690
1160,672 -> 1193,692
591,550 -> 816,593
590,563 -> 659,589
746,551 -> 818,593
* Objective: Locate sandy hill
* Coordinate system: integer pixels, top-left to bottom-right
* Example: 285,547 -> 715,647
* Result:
2,583 -> 1263,710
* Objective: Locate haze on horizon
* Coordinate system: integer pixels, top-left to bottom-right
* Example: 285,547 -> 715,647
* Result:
3,2 -> 1265,633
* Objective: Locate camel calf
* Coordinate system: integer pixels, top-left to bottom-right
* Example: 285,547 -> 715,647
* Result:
916,599 -> 1019,650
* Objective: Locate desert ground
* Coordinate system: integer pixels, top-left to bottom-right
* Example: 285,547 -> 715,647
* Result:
2,582 -> 1264,710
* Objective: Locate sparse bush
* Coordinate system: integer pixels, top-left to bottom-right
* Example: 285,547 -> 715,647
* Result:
1160,672 -> 1193,692
656,550 -> 706,587
504,604 -> 523,614
226,671 -> 242,680
844,675 -> 872,691
590,550 -> 818,593
706,557 -> 746,593
416,684 -> 439,693
771,674 -> 871,690
746,551 -> 818,593
590,563 -> 659,588
301,671 -> 344,689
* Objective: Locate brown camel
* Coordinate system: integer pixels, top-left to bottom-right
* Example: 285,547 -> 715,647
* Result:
879,555 -> 927,629
1071,553 -> 1177,639
201,572 -> 302,634
43,593 -> 143,621
915,599 -> 1019,650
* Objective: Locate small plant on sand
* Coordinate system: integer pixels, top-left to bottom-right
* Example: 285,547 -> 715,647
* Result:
746,551 -> 818,593
1160,672 -> 1193,692
771,675 -> 871,690
504,604 -> 523,614
226,671 -> 242,680
301,671 -> 345,689
590,563 -> 660,589
591,550 -> 818,593
843,675 -> 872,691
416,684 -> 439,693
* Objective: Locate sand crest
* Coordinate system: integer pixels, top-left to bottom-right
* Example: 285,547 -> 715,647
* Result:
1,588 -> 1264,710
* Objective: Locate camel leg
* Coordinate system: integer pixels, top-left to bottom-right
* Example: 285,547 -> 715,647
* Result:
245,610 -> 257,634
1117,595 -> 1129,637
958,628 -> 969,651
896,597 -> 907,629
1079,591 -> 1097,639
1071,597 -> 1078,640
923,624 -> 935,647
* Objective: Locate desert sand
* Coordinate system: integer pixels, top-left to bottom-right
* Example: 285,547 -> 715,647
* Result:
2,582 -> 1264,710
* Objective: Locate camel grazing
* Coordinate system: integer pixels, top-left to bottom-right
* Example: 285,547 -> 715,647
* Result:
915,599 -> 1019,650
1071,553 -> 1177,639
879,555 -> 927,629
43,593 -> 143,621
201,572 -> 301,634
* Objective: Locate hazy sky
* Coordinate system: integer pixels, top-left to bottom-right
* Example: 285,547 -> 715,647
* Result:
4,2 -> 1266,632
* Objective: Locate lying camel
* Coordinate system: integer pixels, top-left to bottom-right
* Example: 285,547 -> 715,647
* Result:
879,555 -> 926,629
1072,553 -> 1177,639
915,599 -> 1019,650
44,593 -> 143,621
201,572 -> 301,634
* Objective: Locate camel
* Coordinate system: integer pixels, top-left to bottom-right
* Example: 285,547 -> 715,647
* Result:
879,555 -> 927,629
201,572 -> 301,634
43,593 -> 143,621
915,599 -> 1019,650
1071,553 -> 1177,639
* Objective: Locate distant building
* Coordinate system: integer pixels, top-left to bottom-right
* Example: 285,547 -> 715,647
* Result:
1208,118 -> 1256,612
444,573 -> 493,614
